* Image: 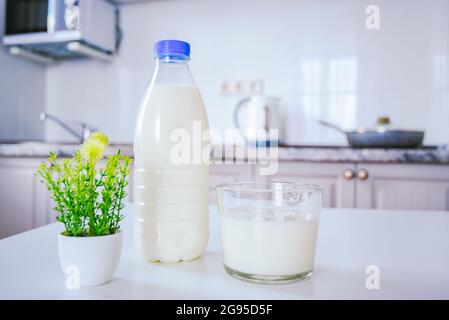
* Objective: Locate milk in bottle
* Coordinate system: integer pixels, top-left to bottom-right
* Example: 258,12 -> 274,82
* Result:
134,40 -> 209,262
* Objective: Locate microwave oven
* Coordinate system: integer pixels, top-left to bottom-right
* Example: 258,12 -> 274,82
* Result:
2,0 -> 120,59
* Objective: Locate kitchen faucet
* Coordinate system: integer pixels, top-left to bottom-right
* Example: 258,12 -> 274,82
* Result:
39,112 -> 96,144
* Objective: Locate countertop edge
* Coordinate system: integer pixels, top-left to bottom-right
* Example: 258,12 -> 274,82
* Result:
1,143 -> 449,165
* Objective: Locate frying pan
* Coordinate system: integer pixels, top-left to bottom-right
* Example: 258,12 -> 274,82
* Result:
318,120 -> 425,148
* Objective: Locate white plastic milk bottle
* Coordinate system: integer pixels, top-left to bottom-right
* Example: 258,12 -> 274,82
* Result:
134,40 -> 209,262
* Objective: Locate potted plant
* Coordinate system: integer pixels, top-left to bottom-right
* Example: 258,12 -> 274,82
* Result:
37,133 -> 132,286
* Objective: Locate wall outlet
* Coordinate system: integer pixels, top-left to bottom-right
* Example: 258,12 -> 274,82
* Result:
248,80 -> 263,94
219,81 -> 232,95
219,79 -> 264,96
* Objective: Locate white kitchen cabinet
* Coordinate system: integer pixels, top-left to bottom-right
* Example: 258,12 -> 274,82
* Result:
256,162 -> 356,208
0,157 -> 134,239
355,163 -> 449,211
34,174 -> 53,226
209,163 -> 253,203
2,156 -> 448,238
0,158 -> 45,238
255,161 -> 449,211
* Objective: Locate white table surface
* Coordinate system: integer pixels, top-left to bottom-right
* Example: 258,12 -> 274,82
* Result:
1,205 -> 449,300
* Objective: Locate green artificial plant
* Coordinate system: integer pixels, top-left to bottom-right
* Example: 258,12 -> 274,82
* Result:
37,132 -> 132,237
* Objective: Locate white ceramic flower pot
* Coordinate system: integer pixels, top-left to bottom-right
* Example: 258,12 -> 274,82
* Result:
58,231 -> 123,286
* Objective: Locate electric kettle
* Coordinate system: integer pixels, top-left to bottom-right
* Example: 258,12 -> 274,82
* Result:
233,95 -> 282,146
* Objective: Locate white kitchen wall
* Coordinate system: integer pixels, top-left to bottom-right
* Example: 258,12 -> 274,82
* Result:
45,0 -> 449,145
0,0 -> 46,141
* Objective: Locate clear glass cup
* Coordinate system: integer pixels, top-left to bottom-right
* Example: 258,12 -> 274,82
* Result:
216,182 -> 323,284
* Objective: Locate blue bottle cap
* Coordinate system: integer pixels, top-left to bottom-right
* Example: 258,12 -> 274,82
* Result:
154,40 -> 190,58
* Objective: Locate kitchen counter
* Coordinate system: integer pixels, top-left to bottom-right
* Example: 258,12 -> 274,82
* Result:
273,145 -> 449,164
216,144 -> 449,164
1,141 -> 449,164
0,141 -> 133,158
1,205 -> 448,299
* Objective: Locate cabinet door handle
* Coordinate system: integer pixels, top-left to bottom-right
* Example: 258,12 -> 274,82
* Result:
357,169 -> 369,180
343,169 -> 355,180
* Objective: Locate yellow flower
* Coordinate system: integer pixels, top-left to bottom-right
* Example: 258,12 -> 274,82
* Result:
80,136 -> 107,164
89,132 -> 109,147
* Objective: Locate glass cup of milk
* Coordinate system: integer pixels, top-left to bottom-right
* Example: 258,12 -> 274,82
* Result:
216,182 -> 322,284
